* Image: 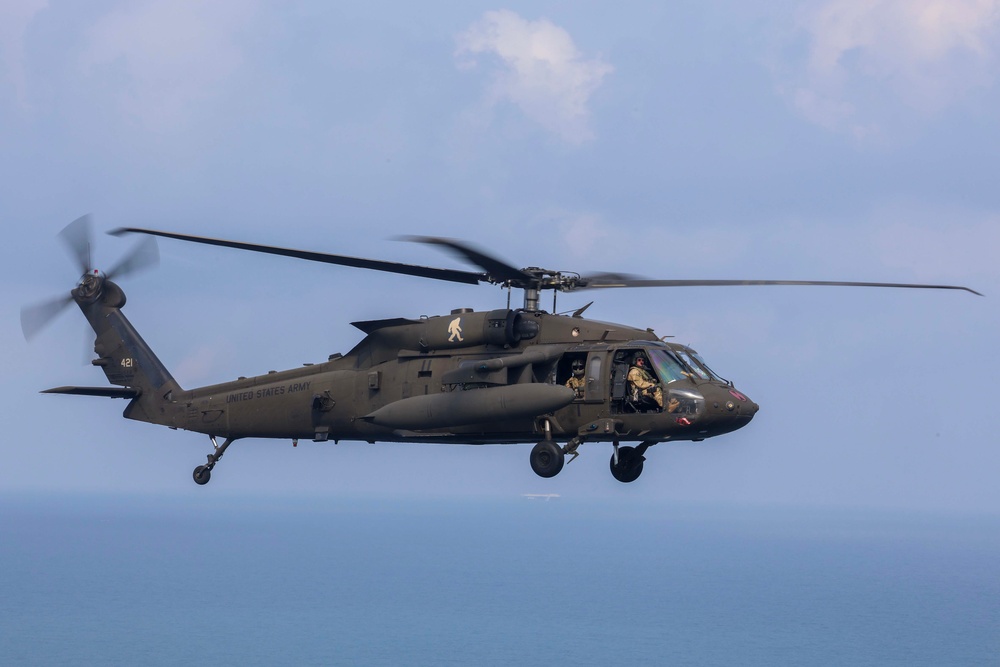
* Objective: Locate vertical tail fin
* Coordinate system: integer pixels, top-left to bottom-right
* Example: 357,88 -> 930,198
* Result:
78,280 -> 183,424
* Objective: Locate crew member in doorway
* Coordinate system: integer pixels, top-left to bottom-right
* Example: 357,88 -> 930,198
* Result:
565,359 -> 586,399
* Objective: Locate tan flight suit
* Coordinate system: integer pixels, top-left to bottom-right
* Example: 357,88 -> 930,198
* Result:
565,374 -> 586,399
627,364 -> 664,409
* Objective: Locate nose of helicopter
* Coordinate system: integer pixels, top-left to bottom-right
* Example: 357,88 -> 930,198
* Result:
733,387 -> 758,415
709,386 -> 758,429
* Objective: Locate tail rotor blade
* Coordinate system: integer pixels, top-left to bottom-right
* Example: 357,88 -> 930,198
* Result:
58,214 -> 93,274
20,294 -> 74,341
107,235 -> 159,281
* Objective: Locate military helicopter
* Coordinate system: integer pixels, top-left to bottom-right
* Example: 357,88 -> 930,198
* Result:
22,216 -> 981,486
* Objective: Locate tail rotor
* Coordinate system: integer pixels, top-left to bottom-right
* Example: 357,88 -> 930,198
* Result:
21,215 -> 159,341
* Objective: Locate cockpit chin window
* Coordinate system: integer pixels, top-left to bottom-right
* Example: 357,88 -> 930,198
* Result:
667,386 -> 704,416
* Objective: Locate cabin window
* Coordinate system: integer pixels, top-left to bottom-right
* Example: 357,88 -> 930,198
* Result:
586,355 -> 603,400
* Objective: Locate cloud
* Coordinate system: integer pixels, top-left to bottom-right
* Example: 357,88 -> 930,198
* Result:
782,0 -> 1000,135
79,0 -> 259,130
455,10 -> 613,144
0,0 -> 48,107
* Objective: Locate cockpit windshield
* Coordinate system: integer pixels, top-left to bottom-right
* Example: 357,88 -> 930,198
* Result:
674,348 -> 725,382
691,351 -> 726,382
647,349 -> 688,384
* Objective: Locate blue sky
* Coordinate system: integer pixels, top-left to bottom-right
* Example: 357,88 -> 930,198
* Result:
2,0 -> 997,512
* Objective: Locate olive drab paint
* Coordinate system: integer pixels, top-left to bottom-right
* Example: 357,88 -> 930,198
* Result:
27,218 -> 979,486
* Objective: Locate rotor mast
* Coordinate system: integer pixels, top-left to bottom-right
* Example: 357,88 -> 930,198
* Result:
518,268 -> 547,313
513,268 -> 582,313
523,284 -> 540,312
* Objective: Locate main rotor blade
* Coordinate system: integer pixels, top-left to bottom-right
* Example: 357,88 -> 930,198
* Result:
577,274 -> 983,296
58,214 -> 93,274
403,236 -> 536,285
20,294 -> 74,341
107,235 -> 159,281
109,228 -> 487,286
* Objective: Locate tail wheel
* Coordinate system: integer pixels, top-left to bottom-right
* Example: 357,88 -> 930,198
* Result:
193,465 -> 212,485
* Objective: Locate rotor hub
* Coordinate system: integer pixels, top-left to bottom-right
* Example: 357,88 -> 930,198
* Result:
76,269 -> 106,300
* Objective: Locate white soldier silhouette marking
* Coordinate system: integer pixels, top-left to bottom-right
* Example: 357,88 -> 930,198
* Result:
448,317 -> 464,342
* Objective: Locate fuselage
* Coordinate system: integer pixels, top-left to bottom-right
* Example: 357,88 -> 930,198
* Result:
161,308 -> 759,447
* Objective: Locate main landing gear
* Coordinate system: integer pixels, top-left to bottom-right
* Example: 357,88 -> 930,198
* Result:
609,441 -> 654,483
530,436 -> 659,482
529,435 -> 582,479
530,441 -> 564,478
192,435 -> 236,485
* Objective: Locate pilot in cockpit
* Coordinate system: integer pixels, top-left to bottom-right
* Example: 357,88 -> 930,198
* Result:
627,354 -> 664,410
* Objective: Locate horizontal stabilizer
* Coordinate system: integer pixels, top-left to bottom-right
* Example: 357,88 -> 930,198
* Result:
42,386 -> 141,399
351,317 -> 422,334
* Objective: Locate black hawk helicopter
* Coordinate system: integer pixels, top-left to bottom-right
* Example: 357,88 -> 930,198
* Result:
22,216 -> 981,486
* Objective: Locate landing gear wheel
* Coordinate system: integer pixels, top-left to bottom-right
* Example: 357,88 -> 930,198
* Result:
530,441 -> 565,478
193,465 -> 212,485
610,446 -> 644,483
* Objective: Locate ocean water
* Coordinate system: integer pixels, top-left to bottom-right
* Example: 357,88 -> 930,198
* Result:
1,494 -> 998,666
